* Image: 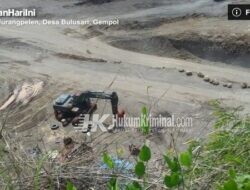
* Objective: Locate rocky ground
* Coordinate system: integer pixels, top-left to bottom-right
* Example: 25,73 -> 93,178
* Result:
0,0 -> 250,166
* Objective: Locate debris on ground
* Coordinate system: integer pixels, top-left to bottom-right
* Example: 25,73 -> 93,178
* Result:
48,150 -> 59,159
114,61 -> 122,64
210,80 -> 219,86
26,145 -> 42,158
241,82 -> 248,89
204,76 -> 210,82
178,69 -> 185,72
55,53 -> 107,63
214,81 -> 219,86
58,138 -> 93,162
0,81 -> 44,111
210,79 -> 214,84
186,71 -> 193,76
129,144 -> 140,156
197,72 -> 205,78
227,83 -> 233,88
50,124 -> 60,130
100,156 -> 134,175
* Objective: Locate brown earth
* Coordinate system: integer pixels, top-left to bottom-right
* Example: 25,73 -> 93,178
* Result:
0,0 -> 250,171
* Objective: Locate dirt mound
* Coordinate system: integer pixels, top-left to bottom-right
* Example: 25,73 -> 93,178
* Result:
133,2 -> 164,9
110,36 -> 174,55
55,53 -> 107,63
74,0 -> 119,6
0,36 -> 48,55
109,34 -> 250,68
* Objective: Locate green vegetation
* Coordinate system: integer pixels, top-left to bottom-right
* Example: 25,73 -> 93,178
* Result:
0,100 -> 249,189
34,155 -> 49,190
103,101 -> 250,190
190,100 -> 250,189
66,181 -> 77,190
140,106 -> 150,135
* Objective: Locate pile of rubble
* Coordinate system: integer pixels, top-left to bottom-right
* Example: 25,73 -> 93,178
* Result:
58,137 -> 93,163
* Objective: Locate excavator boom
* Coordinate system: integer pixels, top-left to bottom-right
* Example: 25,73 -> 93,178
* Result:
78,91 -> 118,115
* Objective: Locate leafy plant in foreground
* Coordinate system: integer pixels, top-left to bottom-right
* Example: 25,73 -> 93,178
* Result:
163,149 -> 193,189
218,170 -> 250,190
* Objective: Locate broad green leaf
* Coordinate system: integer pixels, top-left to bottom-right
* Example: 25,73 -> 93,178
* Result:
126,181 -> 142,190
164,176 -> 173,188
163,155 -> 173,167
229,169 -> 236,179
223,179 -> 238,190
180,151 -> 192,167
103,152 -> 114,169
243,181 -> 250,190
108,178 -> 119,190
164,173 -> 181,188
66,181 -> 77,190
139,145 -> 151,162
164,155 -> 180,172
135,162 -> 145,177
172,157 -> 181,172
140,106 -> 150,134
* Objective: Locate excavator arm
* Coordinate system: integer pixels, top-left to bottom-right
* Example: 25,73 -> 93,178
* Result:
80,91 -> 119,115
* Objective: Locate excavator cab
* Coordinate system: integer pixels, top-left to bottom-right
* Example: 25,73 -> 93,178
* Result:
72,93 -> 91,110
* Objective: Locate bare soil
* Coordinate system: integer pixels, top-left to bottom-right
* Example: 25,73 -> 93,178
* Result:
0,0 -> 250,168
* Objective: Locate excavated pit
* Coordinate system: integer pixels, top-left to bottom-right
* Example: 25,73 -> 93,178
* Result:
109,35 -> 250,68
74,0 -> 120,6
